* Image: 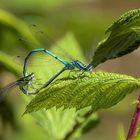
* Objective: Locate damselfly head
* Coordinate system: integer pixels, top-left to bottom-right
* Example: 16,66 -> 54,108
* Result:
73,60 -> 92,71
28,72 -> 34,78
86,64 -> 92,71
24,72 -> 35,81
19,72 -> 43,95
74,60 -> 85,66
82,64 -> 92,71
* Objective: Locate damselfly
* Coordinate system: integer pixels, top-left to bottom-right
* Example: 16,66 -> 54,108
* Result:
0,73 -> 34,101
23,48 -> 92,94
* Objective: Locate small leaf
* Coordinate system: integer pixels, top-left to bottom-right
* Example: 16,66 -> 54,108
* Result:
24,72 -> 140,114
91,9 -> 140,68
30,108 -> 76,140
73,111 -> 99,137
118,124 -> 126,140
91,27 -> 140,67
106,9 -> 140,34
131,100 -> 139,106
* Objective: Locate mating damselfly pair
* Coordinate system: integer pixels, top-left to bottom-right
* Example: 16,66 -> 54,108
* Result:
23,48 -> 92,94
0,32 -> 93,98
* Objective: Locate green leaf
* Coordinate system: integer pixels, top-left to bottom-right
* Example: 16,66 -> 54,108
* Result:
106,9 -> 140,34
0,9 -> 41,49
24,71 -> 140,114
91,27 -> 140,67
131,100 -> 139,105
30,108 -> 76,140
71,109 -> 99,139
91,9 -> 140,68
118,125 -> 126,140
0,51 -> 22,77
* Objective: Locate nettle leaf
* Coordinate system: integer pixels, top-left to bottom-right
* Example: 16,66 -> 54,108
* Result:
24,72 -> 140,114
91,9 -> 140,68
106,9 -> 140,34
91,27 -> 140,67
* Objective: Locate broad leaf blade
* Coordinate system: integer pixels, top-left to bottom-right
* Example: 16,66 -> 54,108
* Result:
30,108 -> 76,140
106,9 -> 140,34
24,72 -> 140,114
91,27 -> 140,67
91,9 -> 140,68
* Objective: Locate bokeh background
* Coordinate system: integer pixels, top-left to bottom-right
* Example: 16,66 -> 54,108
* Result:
0,0 -> 140,140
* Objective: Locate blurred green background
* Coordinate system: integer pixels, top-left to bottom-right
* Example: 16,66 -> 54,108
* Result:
0,0 -> 140,140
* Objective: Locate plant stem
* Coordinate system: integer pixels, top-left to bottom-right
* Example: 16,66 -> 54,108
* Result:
126,94 -> 140,140
64,110 -> 94,140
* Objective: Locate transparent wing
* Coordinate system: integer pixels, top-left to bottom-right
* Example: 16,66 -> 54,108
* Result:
17,25 -> 86,63
24,51 -> 66,91
13,53 -> 61,67
28,24 -> 86,62
14,27 -> 88,92
0,81 -> 18,101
